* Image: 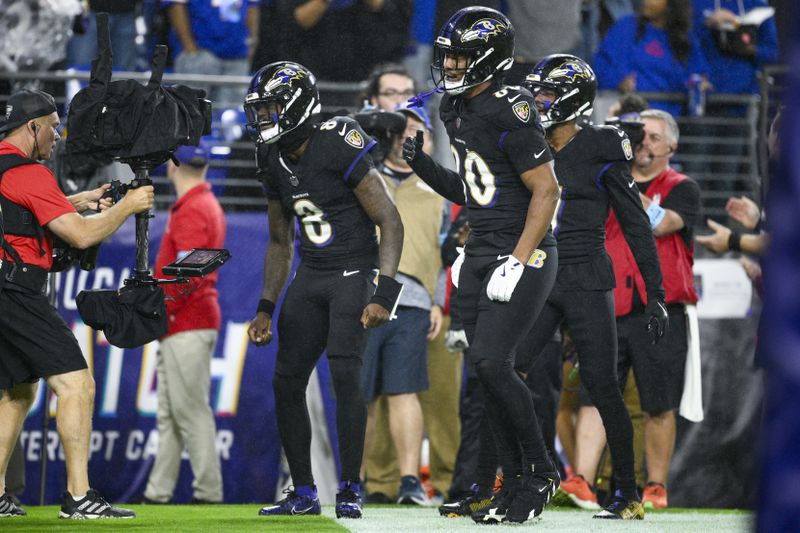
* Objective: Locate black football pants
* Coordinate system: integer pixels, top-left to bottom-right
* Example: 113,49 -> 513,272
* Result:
516,288 -> 638,500
456,247 -> 558,478
272,264 -> 374,487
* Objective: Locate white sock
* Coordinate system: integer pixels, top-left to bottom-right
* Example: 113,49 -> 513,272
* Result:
71,493 -> 87,501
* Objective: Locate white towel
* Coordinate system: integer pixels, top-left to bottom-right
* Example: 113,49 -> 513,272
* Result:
679,304 -> 704,422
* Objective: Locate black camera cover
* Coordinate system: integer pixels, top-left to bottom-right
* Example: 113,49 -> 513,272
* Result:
66,13 -> 212,171
76,284 -> 168,348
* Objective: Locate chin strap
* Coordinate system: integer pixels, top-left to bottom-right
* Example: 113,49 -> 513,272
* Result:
276,115 -> 322,154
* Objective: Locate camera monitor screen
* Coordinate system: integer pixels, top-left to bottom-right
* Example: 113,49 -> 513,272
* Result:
162,248 -> 231,278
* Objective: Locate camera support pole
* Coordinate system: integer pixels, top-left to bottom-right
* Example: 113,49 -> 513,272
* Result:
133,165 -> 152,281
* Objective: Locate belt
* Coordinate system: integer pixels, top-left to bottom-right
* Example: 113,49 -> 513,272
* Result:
2,261 -> 49,295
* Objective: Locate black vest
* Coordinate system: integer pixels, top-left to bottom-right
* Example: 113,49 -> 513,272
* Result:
0,153 -> 46,261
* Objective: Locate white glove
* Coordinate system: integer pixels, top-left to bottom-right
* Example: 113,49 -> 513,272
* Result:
486,256 -> 525,302
444,329 -> 469,352
451,247 -> 465,288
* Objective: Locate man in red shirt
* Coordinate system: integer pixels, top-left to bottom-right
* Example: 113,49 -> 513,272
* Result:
0,89 -> 153,519
141,142 -> 226,504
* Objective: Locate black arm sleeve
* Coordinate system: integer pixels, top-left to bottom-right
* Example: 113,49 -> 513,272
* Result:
604,162 -> 665,300
409,151 -> 467,206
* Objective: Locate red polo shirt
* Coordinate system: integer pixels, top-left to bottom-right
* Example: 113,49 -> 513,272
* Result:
0,141 -> 76,269
154,182 -> 226,336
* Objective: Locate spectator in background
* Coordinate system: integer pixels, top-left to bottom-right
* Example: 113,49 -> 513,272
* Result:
360,65 -> 463,505
273,0 -> 411,83
163,0 -> 260,105
504,0 -> 583,85
66,1 -> 139,71
695,106 -> 780,276
576,0 -> 639,69
362,63 -> 417,110
593,0 -> 710,116
692,0 -> 778,97
361,105 -> 445,506
140,143 -> 226,505
684,0 -> 779,190
695,195 -> 768,255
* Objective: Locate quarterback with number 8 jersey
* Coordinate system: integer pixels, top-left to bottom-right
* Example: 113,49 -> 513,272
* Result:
404,6 -> 561,525
244,61 -> 404,520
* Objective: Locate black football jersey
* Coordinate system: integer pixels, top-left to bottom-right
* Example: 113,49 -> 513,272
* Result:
257,116 -> 379,270
440,84 -> 556,256
552,125 -> 634,263
551,124 -> 662,296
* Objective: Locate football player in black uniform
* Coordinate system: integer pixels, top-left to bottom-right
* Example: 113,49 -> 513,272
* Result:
517,54 -> 668,520
403,7 -> 561,524
245,62 -> 404,520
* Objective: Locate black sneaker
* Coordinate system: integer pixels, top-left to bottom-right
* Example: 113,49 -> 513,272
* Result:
397,476 -> 429,506
471,476 -> 519,524
0,493 -> 26,517
503,471 -> 560,523
59,490 -> 136,519
438,484 -> 493,518
335,481 -> 363,519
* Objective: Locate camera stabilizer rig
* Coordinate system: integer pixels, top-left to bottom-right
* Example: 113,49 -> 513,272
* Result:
113,156 -> 231,289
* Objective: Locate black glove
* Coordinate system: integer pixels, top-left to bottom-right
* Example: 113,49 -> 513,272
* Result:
403,130 -> 424,165
644,296 -> 669,344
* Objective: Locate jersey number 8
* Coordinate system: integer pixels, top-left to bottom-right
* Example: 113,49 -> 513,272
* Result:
293,199 -> 333,246
451,146 -> 497,207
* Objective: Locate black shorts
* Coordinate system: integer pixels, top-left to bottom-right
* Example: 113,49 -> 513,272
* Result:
578,306 -> 688,413
616,306 -> 688,414
275,263 -> 374,377
361,305 -> 430,400
0,287 -> 87,390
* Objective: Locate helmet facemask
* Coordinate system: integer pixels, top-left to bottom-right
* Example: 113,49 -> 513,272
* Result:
432,42 -> 512,95
525,55 -> 597,129
529,83 -> 592,130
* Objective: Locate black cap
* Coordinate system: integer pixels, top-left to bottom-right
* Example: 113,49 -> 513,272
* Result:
0,90 -> 58,134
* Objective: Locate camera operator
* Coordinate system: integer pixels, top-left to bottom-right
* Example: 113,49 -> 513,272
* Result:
360,105 -> 449,504
356,64 -> 418,164
0,89 -> 153,519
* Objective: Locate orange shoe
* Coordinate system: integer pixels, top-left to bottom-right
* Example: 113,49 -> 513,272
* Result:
642,482 -> 668,509
557,475 -> 600,510
493,473 -> 503,493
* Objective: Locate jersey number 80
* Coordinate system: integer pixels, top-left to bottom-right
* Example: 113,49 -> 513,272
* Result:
451,146 -> 497,207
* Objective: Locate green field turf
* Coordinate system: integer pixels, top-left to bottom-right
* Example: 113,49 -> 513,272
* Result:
1,504 -> 752,532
